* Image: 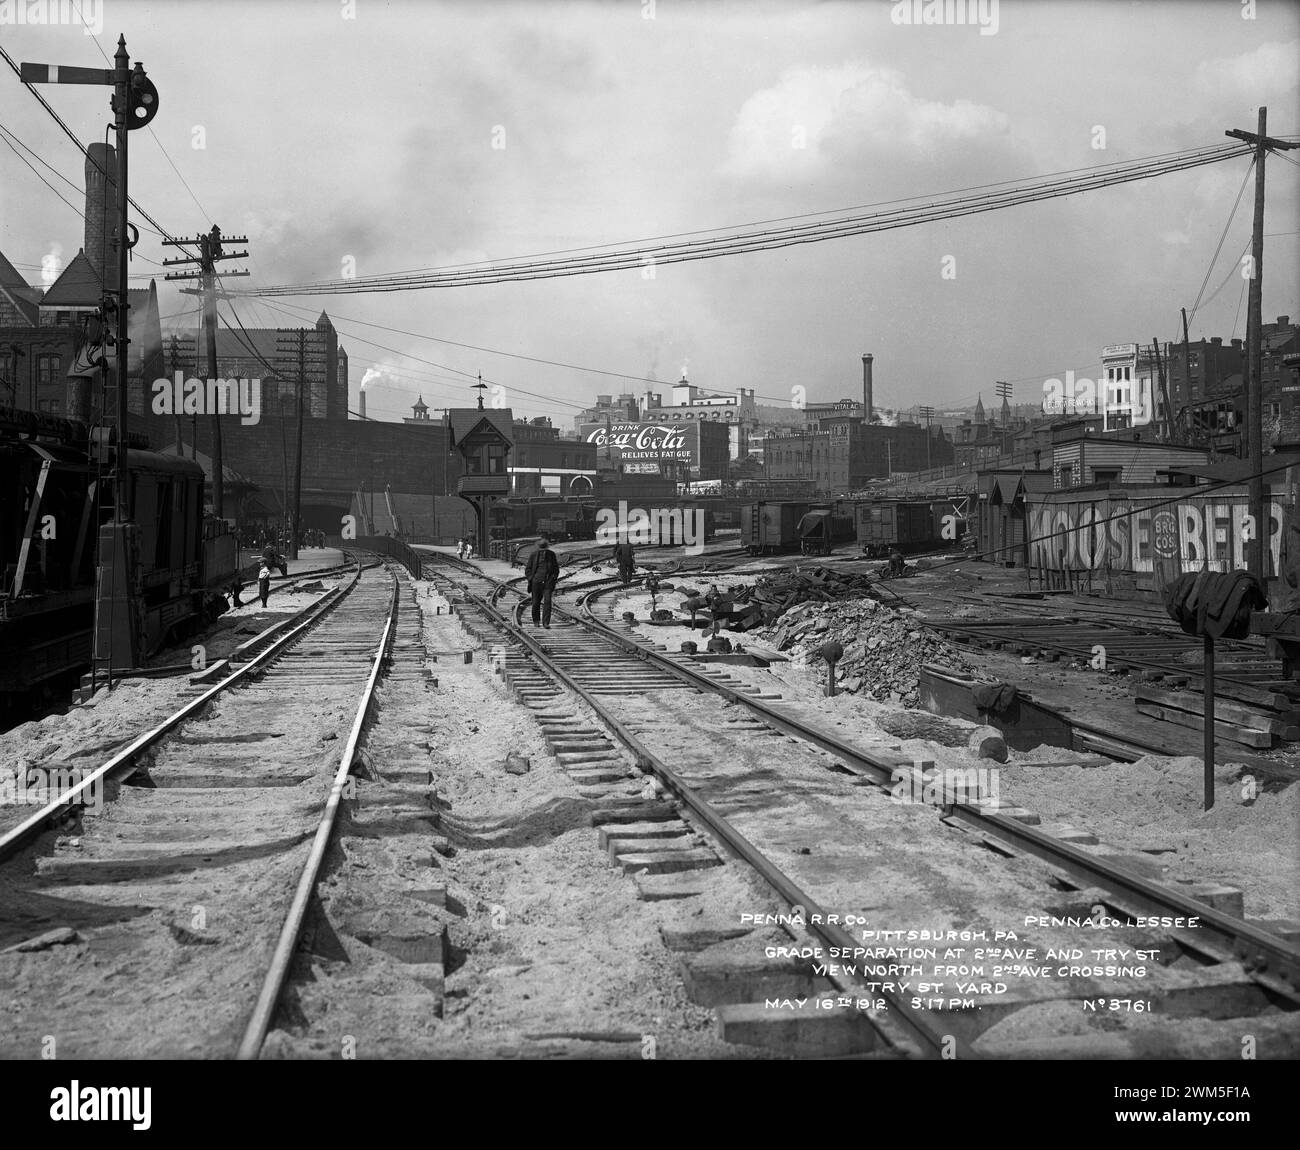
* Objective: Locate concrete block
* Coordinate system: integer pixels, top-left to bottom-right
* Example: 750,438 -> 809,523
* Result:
1048,824 -> 1099,845
680,948 -> 817,1007
659,922 -> 753,952
1189,882 -> 1245,918
591,802 -> 677,825
634,873 -> 710,900
717,1000 -> 878,1056
608,836 -> 696,862
598,820 -> 689,850
616,848 -> 720,875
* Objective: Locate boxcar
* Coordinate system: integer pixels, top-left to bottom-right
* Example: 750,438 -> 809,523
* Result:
856,499 -> 938,557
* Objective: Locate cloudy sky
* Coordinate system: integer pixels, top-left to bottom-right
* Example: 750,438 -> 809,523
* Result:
2,0 -> 1298,426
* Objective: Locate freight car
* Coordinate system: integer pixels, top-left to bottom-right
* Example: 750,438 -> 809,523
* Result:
742,501 -> 854,555
1,409 -> 238,713
855,497 -> 967,557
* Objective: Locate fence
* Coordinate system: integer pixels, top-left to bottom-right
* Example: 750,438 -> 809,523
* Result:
346,535 -> 424,579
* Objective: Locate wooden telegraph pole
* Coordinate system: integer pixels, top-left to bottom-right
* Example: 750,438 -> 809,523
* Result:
163,226 -> 250,520
276,329 -> 326,560
1225,109 -> 1298,581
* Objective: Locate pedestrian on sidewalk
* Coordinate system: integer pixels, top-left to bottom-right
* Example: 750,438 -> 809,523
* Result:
524,538 -> 560,628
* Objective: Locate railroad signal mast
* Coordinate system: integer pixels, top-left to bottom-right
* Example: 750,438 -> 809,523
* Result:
163,226 -> 250,521
20,36 -> 159,685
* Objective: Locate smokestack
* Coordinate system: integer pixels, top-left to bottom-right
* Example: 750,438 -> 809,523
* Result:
359,384 -> 366,420
84,142 -> 119,289
862,353 -> 873,425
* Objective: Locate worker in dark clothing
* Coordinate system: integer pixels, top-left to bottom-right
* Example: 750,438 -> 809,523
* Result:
888,548 -> 905,577
524,538 -> 560,628
612,540 -> 636,585
257,562 -> 272,608
261,544 -> 288,577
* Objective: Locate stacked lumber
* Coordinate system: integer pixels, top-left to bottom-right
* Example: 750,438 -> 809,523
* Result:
1134,682 -> 1300,749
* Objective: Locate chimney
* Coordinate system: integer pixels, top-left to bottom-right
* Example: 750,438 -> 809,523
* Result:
84,142 -> 119,290
359,385 -> 366,420
1279,316 -> 1291,328
862,353 -> 873,424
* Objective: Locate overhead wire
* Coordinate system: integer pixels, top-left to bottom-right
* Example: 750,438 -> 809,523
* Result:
237,141 -> 1255,297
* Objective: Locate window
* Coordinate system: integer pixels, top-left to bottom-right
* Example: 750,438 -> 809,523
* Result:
486,445 -> 505,475
560,453 -> 568,468
37,354 -> 60,383
1270,402 -> 1281,419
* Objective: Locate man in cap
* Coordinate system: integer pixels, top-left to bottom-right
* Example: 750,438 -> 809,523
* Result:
524,538 -> 561,628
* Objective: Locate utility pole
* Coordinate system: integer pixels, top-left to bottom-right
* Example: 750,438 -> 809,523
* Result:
163,225 -> 250,520
276,329 -> 326,560
918,405 -> 935,471
1180,308 -> 1194,444
165,332 -> 197,454
1151,337 -> 1173,443
995,381 -> 1012,458
1226,109 -> 1298,581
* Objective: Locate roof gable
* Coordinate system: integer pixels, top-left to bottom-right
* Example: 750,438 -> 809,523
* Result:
40,250 -> 103,306
449,408 -> 514,447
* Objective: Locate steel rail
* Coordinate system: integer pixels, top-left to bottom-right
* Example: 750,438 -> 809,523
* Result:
425,559 -> 956,1057
575,582 -> 1300,995
236,568 -> 401,1060
0,564 -> 363,864
434,556 -> 1300,996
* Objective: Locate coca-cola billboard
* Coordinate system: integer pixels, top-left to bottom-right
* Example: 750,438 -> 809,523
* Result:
581,421 -> 698,465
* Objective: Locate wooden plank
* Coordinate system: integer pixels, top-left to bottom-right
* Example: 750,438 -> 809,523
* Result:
1135,702 -> 1272,748
1135,684 -> 1300,734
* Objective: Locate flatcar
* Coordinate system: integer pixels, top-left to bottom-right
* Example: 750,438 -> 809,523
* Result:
1,408 -> 237,713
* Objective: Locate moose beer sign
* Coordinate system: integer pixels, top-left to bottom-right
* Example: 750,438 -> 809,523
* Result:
581,421 -> 698,466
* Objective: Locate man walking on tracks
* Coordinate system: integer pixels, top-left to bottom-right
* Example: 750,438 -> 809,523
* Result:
525,538 -> 560,628
612,539 -> 636,585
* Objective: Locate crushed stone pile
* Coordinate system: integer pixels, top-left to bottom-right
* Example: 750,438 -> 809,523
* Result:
762,598 -> 973,707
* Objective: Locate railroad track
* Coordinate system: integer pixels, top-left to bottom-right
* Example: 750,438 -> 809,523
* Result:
425,552 -> 1300,1058
0,559 -> 404,1059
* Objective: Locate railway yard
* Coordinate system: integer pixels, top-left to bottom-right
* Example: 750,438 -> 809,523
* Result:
1,540 -> 1296,1062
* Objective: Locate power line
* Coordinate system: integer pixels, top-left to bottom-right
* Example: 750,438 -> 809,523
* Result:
237,142 -> 1253,297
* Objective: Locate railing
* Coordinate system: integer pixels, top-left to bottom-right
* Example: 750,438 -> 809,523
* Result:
351,535 -> 423,579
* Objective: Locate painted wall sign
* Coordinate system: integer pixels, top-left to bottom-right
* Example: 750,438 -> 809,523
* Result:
1027,491 -> 1287,581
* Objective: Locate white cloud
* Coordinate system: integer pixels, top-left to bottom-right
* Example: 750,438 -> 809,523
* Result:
723,61 -> 1008,180
1194,40 -> 1299,102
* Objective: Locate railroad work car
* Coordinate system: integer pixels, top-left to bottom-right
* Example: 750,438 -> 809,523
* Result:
742,501 -> 854,555
855,497 -> 968,557
1,409 -> 238,714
